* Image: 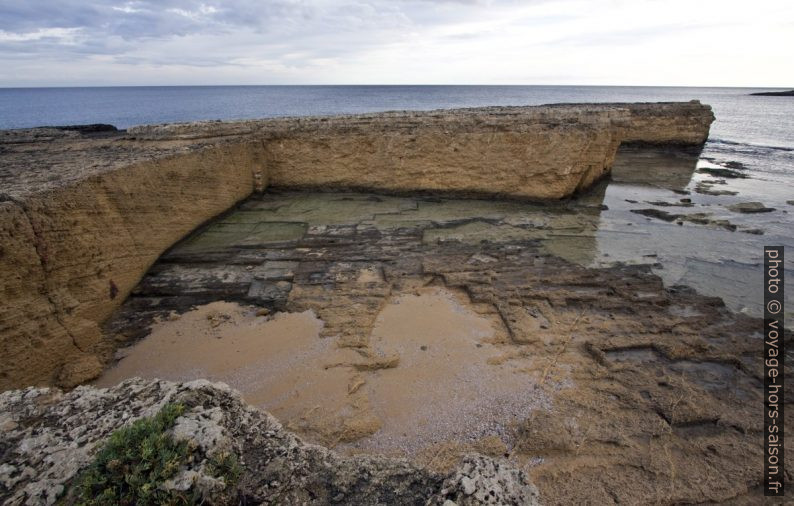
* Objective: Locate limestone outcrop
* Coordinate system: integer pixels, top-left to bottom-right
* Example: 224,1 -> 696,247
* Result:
0,143 -> 262,389
0,378 -> 539,505
126,102 -> 714,197
102,190 -> 786,503
0,103 -> 714,390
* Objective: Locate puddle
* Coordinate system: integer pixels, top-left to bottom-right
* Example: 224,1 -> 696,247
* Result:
98,290 -> 548,457
348,287 -> 545,456
668,360 -> 736,391
602,349 -> 757,399
668,305 -> 704,318
604,348 -> 660,363
423,220 -> 546,244
177,221 -> 308,253
160,156 -> 792,322
96,302 -> 355,429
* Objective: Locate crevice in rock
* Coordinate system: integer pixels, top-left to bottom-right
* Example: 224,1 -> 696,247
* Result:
3,195 -> 86,354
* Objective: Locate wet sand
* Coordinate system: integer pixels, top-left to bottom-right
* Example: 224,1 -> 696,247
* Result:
98,288 -> 548,457
96,302 -> 353,427
350,288 -> 546,455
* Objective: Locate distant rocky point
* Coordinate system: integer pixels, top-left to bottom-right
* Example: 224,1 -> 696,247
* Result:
47,123 -> 118,132
48,124 -> 120,137
749,89 -> 794,96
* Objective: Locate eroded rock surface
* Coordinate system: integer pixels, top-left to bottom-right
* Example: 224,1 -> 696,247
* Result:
97,191 -> 791,504
0,103 -> 714,390
0,378 -> 539,505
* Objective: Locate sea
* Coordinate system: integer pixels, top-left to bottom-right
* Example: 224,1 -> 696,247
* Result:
1,85 -> 791,318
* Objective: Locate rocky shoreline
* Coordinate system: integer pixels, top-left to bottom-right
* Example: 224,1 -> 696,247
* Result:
3,103 -> 786,504
0,102 -> 714,391
87,188 -> 783,503
0,378 -> 539,505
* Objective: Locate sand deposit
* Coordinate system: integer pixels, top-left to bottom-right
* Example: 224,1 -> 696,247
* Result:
97,288 -> 550,459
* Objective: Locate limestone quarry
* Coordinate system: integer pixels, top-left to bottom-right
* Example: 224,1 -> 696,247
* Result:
1,102 -> 787,504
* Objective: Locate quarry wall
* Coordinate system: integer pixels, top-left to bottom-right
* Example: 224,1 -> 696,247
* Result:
0,102 -> 714,389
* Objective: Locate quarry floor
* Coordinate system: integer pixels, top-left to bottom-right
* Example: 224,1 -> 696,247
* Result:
95,147 -> 792,504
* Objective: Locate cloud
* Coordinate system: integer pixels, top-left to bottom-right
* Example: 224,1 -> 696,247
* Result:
0,0 -> 791,86
0,26 -> 81,42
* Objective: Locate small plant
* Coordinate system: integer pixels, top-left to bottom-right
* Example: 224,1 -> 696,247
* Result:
70,403 -> 192,506
68,402 -> 243,505
207,451 -> 242,488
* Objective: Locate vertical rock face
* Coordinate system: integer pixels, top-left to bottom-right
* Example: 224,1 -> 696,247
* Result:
125,102 -> 714,200
0,103 -> 714,390
255,107 -> 623,200
618,102 -> 715,145
1,143 -> 263,389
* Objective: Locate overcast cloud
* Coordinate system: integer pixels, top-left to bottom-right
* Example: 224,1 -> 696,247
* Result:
0,0 -> 791,86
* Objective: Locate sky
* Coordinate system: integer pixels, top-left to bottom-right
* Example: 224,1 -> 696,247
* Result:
0,0 -> 792,87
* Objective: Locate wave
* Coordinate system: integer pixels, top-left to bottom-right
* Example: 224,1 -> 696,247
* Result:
706,137 -> 794,153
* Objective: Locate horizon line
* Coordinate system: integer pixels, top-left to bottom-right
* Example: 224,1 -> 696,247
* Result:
0,84 -> 790,90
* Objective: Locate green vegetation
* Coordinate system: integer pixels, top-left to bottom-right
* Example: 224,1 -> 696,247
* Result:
206,451 -> 242,488
69,403 -> 240,506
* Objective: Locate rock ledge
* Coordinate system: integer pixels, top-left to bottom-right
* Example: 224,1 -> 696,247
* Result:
0,378 -> 539,505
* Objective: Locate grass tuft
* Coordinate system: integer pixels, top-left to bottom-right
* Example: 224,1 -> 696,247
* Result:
72,402 -> 189,505
207,451 -> 242,488
69,402 -> 242,506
